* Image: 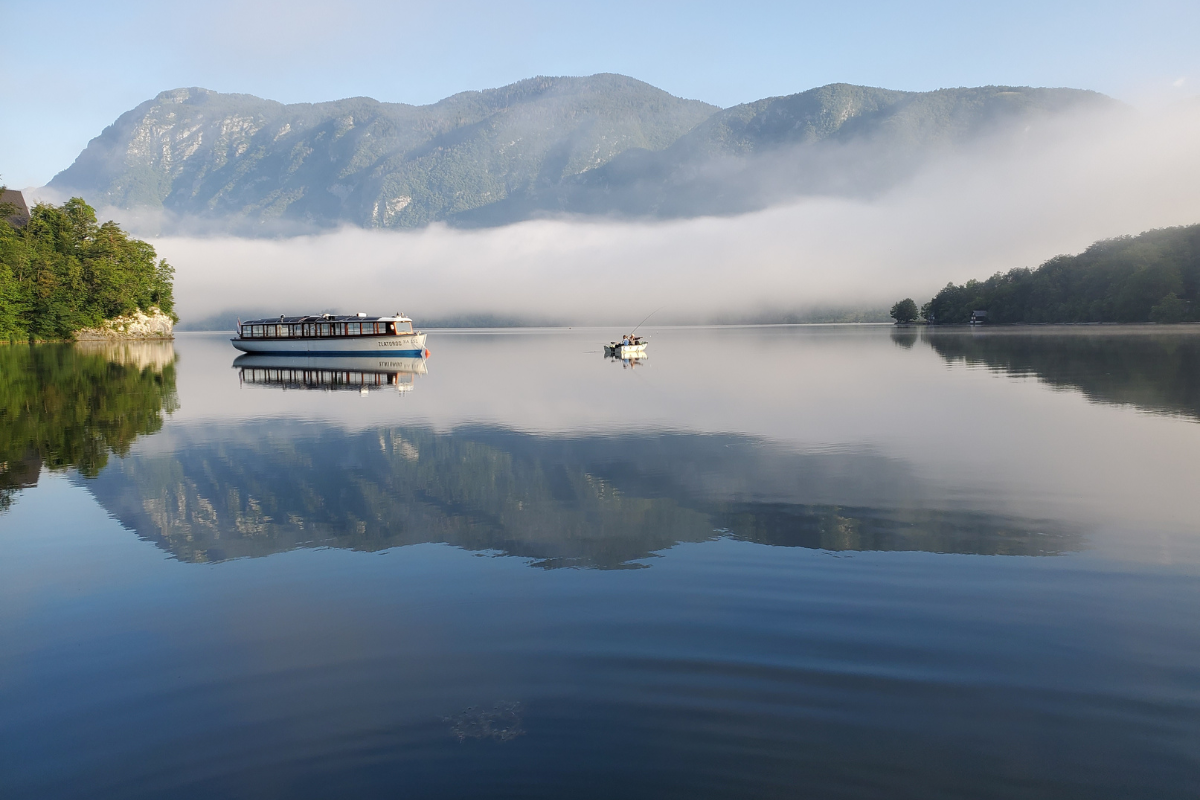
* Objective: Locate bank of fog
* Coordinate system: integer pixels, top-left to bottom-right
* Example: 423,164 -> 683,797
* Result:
156,104 -> 1200,327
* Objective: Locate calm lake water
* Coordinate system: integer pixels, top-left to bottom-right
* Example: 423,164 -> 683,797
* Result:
2,325 -> 1199,799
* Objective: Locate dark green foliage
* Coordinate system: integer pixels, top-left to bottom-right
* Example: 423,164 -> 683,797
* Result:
890,298 -> 919,323
0,197 -> 174,340
0,344 -> 177,508
923,224 -> 1200,324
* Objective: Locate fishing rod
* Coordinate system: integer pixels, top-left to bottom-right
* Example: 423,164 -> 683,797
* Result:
631,305 -> 664,336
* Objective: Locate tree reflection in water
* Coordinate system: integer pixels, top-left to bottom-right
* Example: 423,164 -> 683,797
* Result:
925,327 -> 1200,421
0,342 -> 177,510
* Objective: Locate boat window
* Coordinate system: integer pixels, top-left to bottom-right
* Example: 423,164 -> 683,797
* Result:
267,325 -> 277,338
334,323 -> 344,336
252,325 -> 263,337
319,323 -> 330,337
347,323 -> 360,335
396,321 -> 413,333
375,323 -> 386,334
278,325 -> 289,338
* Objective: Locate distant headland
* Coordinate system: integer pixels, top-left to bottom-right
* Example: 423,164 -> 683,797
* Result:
892,222 -> 1199,325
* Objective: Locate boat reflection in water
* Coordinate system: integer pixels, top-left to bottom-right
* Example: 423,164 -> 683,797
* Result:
233,354 -> 428,394
604,348 -> 648,369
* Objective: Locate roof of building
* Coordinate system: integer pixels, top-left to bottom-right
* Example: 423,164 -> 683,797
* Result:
1,189 -> 30,228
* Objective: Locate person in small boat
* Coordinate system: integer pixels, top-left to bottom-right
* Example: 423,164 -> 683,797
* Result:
620,335 -> 630,347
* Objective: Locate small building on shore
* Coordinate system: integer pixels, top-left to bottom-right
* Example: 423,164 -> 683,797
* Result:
1,189 -> 30,228
969,310 -> 988,325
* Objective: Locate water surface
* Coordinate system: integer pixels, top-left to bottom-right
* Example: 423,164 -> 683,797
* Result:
2,326 -> 1199,798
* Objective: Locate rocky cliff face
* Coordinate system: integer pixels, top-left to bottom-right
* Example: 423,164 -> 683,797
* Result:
75,307 -> 174,341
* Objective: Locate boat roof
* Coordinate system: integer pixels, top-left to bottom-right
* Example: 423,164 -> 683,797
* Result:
243,314 -> 413,324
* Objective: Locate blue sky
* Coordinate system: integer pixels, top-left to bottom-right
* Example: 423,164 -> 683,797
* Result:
2,0 -> 1197,188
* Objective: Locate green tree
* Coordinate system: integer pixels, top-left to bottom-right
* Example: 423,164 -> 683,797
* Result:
890,298 -> 919,324
0,196 -> 174,340
1150,293 -> 1191,323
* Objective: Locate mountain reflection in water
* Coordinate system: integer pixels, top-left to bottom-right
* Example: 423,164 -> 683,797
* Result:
83,423 -> 1076,565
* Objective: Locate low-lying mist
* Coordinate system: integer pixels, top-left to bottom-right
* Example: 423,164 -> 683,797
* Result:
77,102 -> 1200,328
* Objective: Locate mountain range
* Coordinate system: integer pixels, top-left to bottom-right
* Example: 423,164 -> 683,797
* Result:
49,75 -> 1114,232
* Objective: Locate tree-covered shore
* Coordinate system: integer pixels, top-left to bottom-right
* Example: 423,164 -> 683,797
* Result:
918,224 -> 1199,324
0,193 -> 175,341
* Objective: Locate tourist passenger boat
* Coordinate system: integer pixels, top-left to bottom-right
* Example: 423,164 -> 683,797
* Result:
232,313 -> 427,356
234,354 -> 427,393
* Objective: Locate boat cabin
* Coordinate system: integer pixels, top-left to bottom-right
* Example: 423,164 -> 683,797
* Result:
239,313 -> 415,339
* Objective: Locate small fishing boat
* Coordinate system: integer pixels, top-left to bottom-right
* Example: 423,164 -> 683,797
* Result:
604,336 -> 648,359
231,313 -> 427,356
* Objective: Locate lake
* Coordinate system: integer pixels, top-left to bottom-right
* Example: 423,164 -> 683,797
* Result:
2,325 -> 1199,799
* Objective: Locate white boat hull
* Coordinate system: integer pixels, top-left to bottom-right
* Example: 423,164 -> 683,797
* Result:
605,343 -> 647,358
231,332 -> 427,356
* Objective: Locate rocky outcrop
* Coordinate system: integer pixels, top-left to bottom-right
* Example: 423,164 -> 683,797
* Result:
75,307 -> 174,341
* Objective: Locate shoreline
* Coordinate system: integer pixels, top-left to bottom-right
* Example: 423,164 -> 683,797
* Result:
4,334 -> 175,344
